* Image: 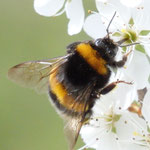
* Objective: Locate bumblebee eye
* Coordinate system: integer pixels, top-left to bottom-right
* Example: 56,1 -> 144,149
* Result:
95,38 -> 102,47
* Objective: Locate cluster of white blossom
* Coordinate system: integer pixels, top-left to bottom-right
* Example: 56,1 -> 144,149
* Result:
34,0 -> 150,150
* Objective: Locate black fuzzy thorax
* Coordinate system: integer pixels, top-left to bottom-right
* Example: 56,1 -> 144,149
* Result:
64,51 -> 111,90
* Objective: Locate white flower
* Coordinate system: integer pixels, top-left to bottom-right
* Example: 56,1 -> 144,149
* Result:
80,84 -> 150,150
34,0 -> 65,17
83,0 -> 150,90
124,89 -> 150,149
94,0 -> 150,56
120,0 -> 142,7
80,79 -> 137,150
116,113 -> 149,150
123,50 -> 150,89
84,1 -> 150,57
142,89 -> 150,125
96,0 -> 142,7
34,0 -> 85,35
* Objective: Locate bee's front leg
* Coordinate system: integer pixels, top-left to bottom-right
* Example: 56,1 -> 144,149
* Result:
109,50 -> 132,68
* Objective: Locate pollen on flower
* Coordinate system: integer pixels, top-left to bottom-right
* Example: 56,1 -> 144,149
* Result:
123,66 -> 127,69
121,28 -> 138,43
112,17 -> 149,48
132,131 -> 150,148
88,10 -> 92,14
121,29 -> 126,33
133,131 -> 140,136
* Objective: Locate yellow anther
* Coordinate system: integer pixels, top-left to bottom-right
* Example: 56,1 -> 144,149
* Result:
133,131 -> 139,136
88,10 -> 92,14
133,131 -> 143,137
121,29 -> 126,33
124,66 -> 127,69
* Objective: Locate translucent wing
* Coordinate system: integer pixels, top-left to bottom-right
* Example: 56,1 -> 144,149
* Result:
63,82 -> 95,150
8,55 -> 70,93
64,116 -> 83,150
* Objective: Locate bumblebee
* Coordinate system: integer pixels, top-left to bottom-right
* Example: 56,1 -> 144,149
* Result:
8,13 -> 133,150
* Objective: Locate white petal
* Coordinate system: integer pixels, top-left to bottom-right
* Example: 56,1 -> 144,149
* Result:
120,0 -> 142,7
80,125 -> 101,149
117,141 -> 148,150
93,97 -> 114,116
129,8 -> 150,31
96,0 -> 131,24
117,113 -> 146,138
112,79 -> 136,110
125,50 -> 150,89
83,13 -> 107,39
116,112 -> 136,140
116,113 -> 148,150
142,89 -> 150,123
144,45 -> 150,57
81,125 -> 118,150
96,0 -> 116,15
65,0 -> 84,35
141,0 -> 150,16
34,0 -> 65,16
125,1 -> 150,30
96,133 -> 118,150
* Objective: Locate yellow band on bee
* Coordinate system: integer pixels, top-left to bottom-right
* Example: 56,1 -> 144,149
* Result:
76,43 -> 107,75
49,71 -> 89,113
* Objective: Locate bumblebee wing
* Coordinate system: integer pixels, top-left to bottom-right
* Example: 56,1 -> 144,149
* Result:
64,82 -> 95,150
64,116 -> 83,150
8,55 -> 70,93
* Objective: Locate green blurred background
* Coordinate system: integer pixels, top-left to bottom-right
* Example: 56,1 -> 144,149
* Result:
0,0 -> 95,150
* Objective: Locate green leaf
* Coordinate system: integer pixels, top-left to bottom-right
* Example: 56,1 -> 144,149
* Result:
111,126 -> 117,133
112,32 -> 121,37
129,18 -> 134,26
147,125 -> 150,133
114,114 -> 121,122
135,45 -> 145,54
122,47 -> 127,53
139,30 -> 150,36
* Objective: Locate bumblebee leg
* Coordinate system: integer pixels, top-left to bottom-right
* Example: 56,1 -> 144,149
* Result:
110,50 -> 132,67
91,79 -> 133,98
100,79 -> 133,95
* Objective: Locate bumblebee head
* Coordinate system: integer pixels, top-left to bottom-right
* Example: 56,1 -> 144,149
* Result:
93,11 -> 118,59
94,38 -> 118,58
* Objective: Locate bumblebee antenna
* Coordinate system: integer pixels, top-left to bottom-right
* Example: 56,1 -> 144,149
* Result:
120,42 -> 140,47
116,38 -> 140,47
106,11 -> 117,38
